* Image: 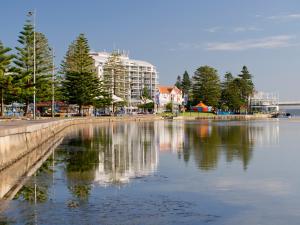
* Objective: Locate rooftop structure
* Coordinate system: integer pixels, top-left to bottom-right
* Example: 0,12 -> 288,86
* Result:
249,91 -> 279,113
90,51 -> 159,106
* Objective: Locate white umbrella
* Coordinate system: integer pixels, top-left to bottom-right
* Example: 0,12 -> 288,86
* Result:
112,95 -> 124,103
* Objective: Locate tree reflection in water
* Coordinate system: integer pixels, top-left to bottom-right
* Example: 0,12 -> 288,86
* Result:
158,121 -> 274,171
57,123 -> 159,200
14,157 -> 55,203
13,121 -> 277,203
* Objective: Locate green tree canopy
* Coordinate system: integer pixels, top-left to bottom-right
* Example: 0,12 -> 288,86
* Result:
141,86 -> 151,100
238,66 -> 254,105
61,33 -> 95,74
181,70 -> 191,95
13,19 -> 53,114
61,34 -> 106,113
0,41 -> 14,116
192,65 -> 221,107
221,72 -> 243,111
175,75 -> 182,89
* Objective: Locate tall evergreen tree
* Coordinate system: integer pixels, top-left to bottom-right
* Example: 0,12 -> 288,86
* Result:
61,34 -> 95,74
175,75 -> 182,89
102,52 -> 129,102
0,41 -> 13,116
238,66 -> 254,106
221,72 -> 243,111
181,70 -> 191,95
192,65 -> 221,107
35,33 -> 53,102
13,19 -> 52,114
61,34 -> 106,113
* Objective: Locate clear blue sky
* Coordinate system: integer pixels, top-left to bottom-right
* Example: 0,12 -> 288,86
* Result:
1,0 -> 300,100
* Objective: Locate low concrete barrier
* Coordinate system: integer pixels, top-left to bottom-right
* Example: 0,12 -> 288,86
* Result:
0,116 -> 160,171
0,116 -> 160,199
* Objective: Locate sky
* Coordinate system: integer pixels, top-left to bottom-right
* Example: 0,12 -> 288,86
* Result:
1,0 -> 300,100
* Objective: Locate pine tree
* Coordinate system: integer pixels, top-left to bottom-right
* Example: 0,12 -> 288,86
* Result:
35,33 -> 53,102
221,72 -> 243,111
238,66 -> 254,106
192,65 -> 221,107
175,75 -> 182,89
13,19 -> 52,114
61,34 -> 95,74
181,70 -> 191,95
0,41 -> 13,116
102,52 -> 129,102
61,34 -> 106,113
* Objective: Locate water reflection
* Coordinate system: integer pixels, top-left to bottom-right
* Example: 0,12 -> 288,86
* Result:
57,123 -> 159,194
157,120 -> 279,170
1,120 -> 284,225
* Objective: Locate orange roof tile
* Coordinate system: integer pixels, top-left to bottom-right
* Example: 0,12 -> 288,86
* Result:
159,86 -> 182,94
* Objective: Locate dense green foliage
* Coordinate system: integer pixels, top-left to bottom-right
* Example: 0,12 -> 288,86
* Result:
61,34 -> 108,113
141,86 -> 151,101
0,41 -> 13,116
13,20 -> 53,114
181,71 -> 191,95
238,66 -> 254,105
192,66 -> 221,107
220,72 -> 243,111
175,66 -> 254,112
174,71 -> 191,95
138,102 -> 154,110
165,102 -> 173,111
175,75 -> 182,89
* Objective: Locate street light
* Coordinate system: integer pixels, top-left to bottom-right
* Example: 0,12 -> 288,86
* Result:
49,48 -> 55,118
28,10 -> 36,119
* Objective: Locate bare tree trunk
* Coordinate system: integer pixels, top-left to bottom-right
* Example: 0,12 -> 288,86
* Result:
24,100 -> 30,117
79,104 -> 83,117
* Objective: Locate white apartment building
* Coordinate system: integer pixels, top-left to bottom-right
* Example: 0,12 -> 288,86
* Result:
90,51 -> 159,106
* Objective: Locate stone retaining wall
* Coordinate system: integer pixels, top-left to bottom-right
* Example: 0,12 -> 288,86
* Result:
0,116 -> 160,171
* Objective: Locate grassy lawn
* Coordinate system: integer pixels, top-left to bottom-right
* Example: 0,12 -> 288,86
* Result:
180,112 -> 215,117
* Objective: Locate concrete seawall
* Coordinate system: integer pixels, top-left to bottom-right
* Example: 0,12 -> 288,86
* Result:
0,116 -> 160,172
0,116 -> 160,199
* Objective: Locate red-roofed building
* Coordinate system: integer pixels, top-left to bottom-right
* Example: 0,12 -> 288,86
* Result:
157,85 -> 183,111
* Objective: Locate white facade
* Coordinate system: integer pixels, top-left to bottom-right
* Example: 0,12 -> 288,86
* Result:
157,86 -> 183,110
250,91 -> 279,113
90,51 -> 159,105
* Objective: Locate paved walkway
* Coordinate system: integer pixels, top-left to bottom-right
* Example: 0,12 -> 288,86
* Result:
0,119 -> 60,131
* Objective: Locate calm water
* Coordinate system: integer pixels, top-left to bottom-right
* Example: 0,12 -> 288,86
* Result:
1,119 -> 300,225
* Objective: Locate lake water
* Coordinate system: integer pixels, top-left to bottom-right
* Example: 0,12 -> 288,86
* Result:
1,119 -> 300,225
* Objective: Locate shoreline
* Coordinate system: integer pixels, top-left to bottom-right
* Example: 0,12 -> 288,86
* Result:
0,114 -> 275,171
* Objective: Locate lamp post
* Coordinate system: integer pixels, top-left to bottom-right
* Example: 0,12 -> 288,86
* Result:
28,10 -> 36,119
50,48 -> 55,118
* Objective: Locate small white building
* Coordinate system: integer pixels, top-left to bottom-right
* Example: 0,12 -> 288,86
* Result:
249,92 -> 279,113
156,86 -> 183,112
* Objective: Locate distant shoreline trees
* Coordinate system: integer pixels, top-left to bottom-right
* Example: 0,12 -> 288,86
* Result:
175,65 -> 255,111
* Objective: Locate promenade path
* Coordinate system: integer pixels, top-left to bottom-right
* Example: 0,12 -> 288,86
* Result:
0,119 -> 60,132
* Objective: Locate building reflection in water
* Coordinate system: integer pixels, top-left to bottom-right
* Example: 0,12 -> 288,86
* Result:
156,120 -> 279,171
95,123 -> 158,185
59,123 -> 159,190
